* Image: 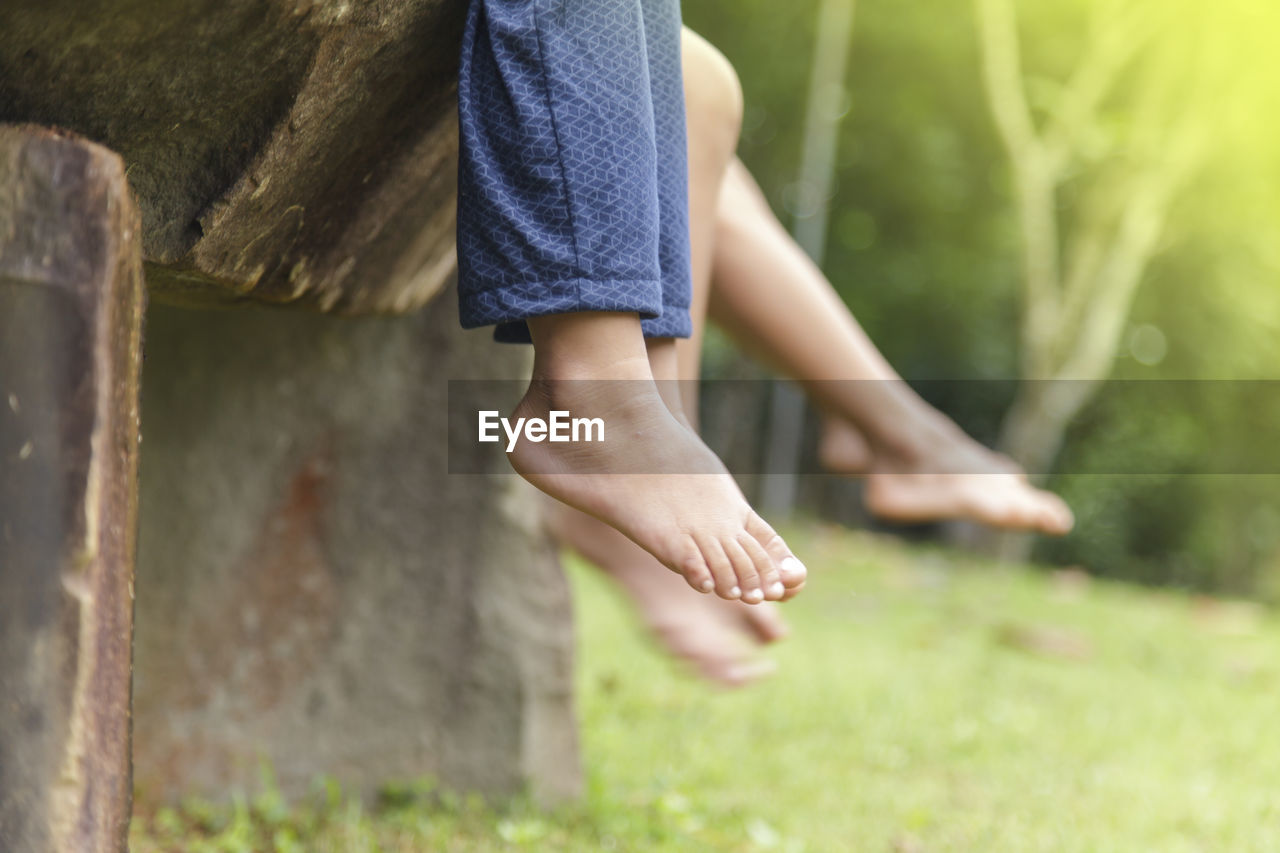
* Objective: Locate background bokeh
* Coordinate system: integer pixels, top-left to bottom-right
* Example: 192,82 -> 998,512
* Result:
685,0 -> 1280,596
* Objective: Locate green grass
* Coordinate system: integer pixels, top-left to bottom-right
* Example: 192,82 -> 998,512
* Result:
132,524 -> 1280,851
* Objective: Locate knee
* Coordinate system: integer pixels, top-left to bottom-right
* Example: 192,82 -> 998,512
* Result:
681,28 -> 744,159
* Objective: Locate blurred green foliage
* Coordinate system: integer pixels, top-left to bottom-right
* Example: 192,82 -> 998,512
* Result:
685,0 -> 1280,595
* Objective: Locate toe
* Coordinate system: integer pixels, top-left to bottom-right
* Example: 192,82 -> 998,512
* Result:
698,535 -> 741,600
745,512 -> 807,590
656,623 -> 774,688
1040,493 -> 1075,535
778,557 -> 807,590
723,538 -> 764,603
675,534 -> 716,594
739,602 -> 790,643
738,533 -> 785,601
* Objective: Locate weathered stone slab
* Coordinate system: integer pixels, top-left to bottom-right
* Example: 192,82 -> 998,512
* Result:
131,296 -> 581,808
1,0 -> 582,830
0,0 -> 464,314
0,128 -> 145,852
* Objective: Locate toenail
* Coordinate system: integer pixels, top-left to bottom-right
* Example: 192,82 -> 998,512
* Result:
699,578 -> 715,592
744,589 -> 763,603
769,582 -> 785,598
729,586 -> 741,599
780,556 -> 806,578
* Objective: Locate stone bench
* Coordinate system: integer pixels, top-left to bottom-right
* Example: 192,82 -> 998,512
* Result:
0,3 -> 578,850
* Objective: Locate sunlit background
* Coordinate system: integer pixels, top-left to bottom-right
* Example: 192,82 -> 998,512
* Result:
120,2 -> 1280,847
687,0 -> 1280,595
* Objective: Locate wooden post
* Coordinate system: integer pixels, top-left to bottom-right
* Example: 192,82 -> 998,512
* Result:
0,126 -> 145,853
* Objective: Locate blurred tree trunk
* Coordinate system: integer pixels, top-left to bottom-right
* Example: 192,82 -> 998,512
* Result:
973,0 -> 1205,561
759,0 -> 855,515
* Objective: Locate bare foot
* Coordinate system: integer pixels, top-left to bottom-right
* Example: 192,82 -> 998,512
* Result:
520,313 -> 806,602
819,416 -> 1074,535
548,501 -> 788,686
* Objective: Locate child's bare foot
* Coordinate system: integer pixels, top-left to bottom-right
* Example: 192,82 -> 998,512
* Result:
628,573 -> 789,686
520,313 -> 805,602
547,501 -> 788,686
819,416 -> 1074,535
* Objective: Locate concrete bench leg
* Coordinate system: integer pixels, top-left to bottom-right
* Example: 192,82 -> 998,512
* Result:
131,295 -> 581,809
0,126 -> 145,852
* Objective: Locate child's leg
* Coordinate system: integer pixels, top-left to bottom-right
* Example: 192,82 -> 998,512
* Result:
674,28 -> 743,416
548,30 -> 789,684
457,1 -> 804,600
710,160 -> 1074,534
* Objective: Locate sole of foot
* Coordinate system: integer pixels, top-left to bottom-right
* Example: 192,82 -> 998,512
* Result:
819,418 -> 1074,535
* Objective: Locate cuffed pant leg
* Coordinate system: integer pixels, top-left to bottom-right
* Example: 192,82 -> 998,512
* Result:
458,0 -> 681,342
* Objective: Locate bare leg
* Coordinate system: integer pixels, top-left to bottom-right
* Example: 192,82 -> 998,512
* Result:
711,160 -> 1073,534
674,29 -> 736,407
548,31 -> 790,685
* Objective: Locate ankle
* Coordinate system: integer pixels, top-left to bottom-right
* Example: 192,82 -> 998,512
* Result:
528,311 -> 654,382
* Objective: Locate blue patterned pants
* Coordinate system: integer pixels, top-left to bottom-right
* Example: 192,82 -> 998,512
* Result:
457,0 -> 692,342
